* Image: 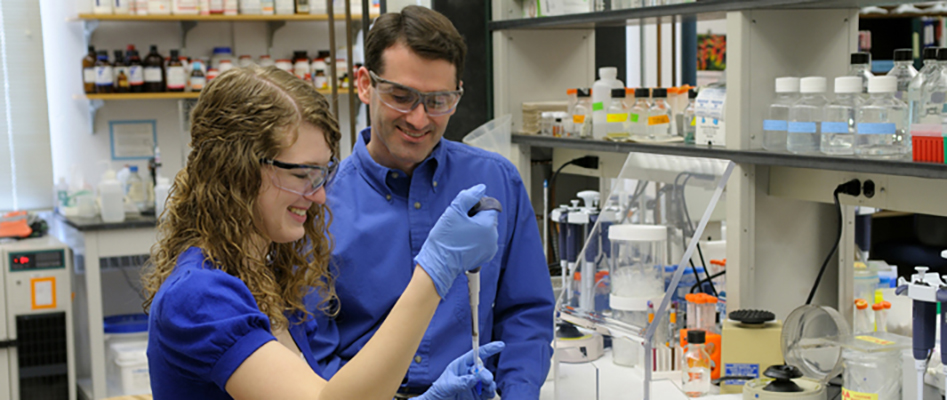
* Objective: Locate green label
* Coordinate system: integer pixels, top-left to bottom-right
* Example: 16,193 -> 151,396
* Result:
592,102 -> 604,111
629,113 -> 639,122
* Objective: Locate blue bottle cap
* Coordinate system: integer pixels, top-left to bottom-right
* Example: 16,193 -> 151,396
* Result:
130,165 -> 138,172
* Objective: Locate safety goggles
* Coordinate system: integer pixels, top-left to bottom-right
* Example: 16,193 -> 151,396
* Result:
368,70 -> 463,117
260,157 -> 338,196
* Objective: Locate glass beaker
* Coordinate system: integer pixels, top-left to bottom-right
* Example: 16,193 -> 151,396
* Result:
842,346 -> 901,400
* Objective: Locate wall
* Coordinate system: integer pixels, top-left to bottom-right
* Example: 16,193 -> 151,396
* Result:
46,1 -> 363,192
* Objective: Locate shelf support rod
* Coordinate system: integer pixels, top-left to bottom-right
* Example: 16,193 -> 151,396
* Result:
265,21 -> 287,56
180,21 -> 198,53
83,19 -> 99,46
88,99 -> 104,134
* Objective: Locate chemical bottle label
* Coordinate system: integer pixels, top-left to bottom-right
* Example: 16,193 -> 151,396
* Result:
841,388 -> 878,400
820,121 -> 849,134
128,66 -> 144,85
856,123 -> 896,135
787,121 -> 816,134
592,102 -> 604,112
573,115 -> 586,124
314,76 -> 328,90
854,335 -> 894,345
648,115 -> 670,125
167,67 -> 187,90
83,68 -> 96,83
190,77 -> 206,90
690,117 -> 696,126
144,67 -> 162,82
95,66 -> 114,85
762,119 -> 787,131
629,113 -> 640,123
606,113 -> 628,123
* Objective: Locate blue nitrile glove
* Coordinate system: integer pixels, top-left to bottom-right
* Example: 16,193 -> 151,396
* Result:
414,184 -> 500,298
416,341 -> 506,400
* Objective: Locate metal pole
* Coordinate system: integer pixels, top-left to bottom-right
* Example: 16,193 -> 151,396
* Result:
362,0 -> 371,128
681,14 -> 697,86
345,0 -> 357,146
639,19 -> 645,86
672,14 -> 677,87
656,17 -> 662,87
328,0 -> 339,118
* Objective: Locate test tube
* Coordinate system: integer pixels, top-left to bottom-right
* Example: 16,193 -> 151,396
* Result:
685,294 -> 699,330
699,295 -> 718,334
854,299 -> 872,334
872,302 -> 885,332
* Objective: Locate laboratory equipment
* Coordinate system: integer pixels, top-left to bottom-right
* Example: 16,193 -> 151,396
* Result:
630,88 -> 651,137
592,67 -> 624,139
856,76 -> 909,159
853,299 -> 872,334
648,88 -> 672,138
820,76 -> 861,155
741,365 -> 826,400
763,77 -> 800,151
907,47 -> 939,125
554,322 -> 604,363
682,89 -> 697,144
572,88 -> 592,138
787,77 -> 828,154
465,196 -> 502,396
720,310 -> 783,394
840,333 -> 909,400
920,49 -> 947,126
126,166 -> 149,212
682,329 -> 711,397
0,236 -> 76,400
608,224 -> 667,329
98,165 -> 126,223
605,88 -> 630,139
896,264 -> 947,400
681,293 -> 722,380
848,52 -> 873,94
887,48 -> 917,101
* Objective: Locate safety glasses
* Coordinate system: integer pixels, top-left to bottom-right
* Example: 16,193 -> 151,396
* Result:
260,157 -> 338,196
368,70 -> 463,117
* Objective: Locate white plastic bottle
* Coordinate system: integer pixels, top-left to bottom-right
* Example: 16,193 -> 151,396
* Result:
762,77 -> 799,151
908,47 -> 939,125
154,176 -> 171,218
629,88 -> 651,137
856,76 -> 909,159
54,177 -> 69,214
648,88 -> 672,138
148,0 -> 172,14
135,0 -> 149,14
887,48 -> 917,102
591,67 -> 624,140
788,77 -> 829,154
98,167 -> 126,223
114,0 -> 131,14
682,89 -> 697,144
573,88 -> 593,138
821,76 -> 863,155
239,0 -> 262,14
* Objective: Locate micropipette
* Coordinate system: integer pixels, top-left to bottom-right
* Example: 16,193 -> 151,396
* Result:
467,196 -> 502,396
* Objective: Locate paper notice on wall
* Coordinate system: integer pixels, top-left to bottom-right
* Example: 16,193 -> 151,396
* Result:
31,277 -> 55,310
110,120 -> 157,160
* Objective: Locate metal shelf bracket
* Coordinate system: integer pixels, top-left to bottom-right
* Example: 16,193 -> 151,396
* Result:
88,98 -> 104,134
266,21 -> 287,55
82,19 -> 99,45
180,21 -> 198,52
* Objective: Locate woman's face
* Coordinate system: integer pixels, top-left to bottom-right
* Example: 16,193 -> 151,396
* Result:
254,122 -> 332,244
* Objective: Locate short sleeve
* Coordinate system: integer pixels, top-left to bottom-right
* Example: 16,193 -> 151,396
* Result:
150,267 -> 276,391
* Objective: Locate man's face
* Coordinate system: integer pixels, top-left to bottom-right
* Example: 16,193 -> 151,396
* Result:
356,42 -> 460,174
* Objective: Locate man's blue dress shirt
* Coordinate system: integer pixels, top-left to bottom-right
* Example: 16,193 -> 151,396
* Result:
320,128 -> 554,399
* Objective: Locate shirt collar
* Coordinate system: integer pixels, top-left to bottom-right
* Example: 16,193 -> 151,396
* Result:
352,128 -> 447,197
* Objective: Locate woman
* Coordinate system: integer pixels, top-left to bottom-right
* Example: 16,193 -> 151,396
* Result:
142,66 -> 502,400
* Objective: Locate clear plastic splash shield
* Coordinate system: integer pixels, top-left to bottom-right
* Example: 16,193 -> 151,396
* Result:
553,151 -> 735,400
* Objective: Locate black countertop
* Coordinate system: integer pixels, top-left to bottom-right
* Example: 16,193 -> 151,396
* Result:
57,213 -> 157,232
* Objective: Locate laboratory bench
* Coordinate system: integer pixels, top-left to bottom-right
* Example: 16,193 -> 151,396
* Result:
48,213 -> 158,400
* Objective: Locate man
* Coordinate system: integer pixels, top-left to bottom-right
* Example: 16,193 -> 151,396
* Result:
319,5 -> 555,399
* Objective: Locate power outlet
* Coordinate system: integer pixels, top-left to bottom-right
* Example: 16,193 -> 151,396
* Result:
863,180 -> 875,198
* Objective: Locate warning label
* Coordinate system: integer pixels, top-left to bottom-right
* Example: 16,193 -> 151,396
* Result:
842,388 -> 879,400
723,363 -> 759,386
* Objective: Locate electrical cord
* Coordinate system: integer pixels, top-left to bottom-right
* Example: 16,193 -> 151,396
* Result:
675,171 -> 718,297
806,179 -> 861,305
691,269 -> 726,293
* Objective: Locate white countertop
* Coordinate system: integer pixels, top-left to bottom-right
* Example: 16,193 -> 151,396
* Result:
540,349 -> 742,400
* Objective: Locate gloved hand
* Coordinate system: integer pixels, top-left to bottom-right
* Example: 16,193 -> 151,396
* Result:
416,341 -> 506,400
414,184 -> 499,298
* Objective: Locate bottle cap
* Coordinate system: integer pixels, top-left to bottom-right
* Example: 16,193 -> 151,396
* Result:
894,48 -> 912,62
938,48 -> 947,61
775,77 -> 800,93
850,52 -> 870,65
924,47 -> 939,61
800,77 -> 827,93
96,50 -> 109,60
598,67 -> 618,80
626,87 -> 635,96
260,54 -> 271,59
239,55 -> 252,59
611,88 -> 626,98
130,165 -> 139,172
834,76 -> 862,94
212,47 -> 232,54
688,88 -> 697,99
871,302 -> 884,311
855,298 -> 868,310
576,88 -> 591,97
634,88 -> 651,98
687,329 -> 706,344
652,88 -> 668,98
567,88 -> 577,95
170,49 -> 179,58
868,75 -> 897,93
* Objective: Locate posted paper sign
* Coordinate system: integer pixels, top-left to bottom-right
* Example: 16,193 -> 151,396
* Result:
110,120 -> 157,160
31,277 -> 56,310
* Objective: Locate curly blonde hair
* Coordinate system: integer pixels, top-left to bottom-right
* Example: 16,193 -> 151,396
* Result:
142,66 -> 341,330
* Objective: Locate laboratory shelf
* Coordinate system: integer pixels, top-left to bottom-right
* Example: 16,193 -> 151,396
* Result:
76,13 -> 379,22
512,133 -> 947,180
489,0 -> 917,30
84,89 -> 337,100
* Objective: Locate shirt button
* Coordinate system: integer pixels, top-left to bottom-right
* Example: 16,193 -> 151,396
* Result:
391,172 -> 399,179
386,194 -> 392,201
414,202 -> 421,209
433,181 -> 438,187
414,355 -> 422,363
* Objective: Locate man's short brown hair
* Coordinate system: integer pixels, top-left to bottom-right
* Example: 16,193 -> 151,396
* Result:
365,5 -> 467,86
